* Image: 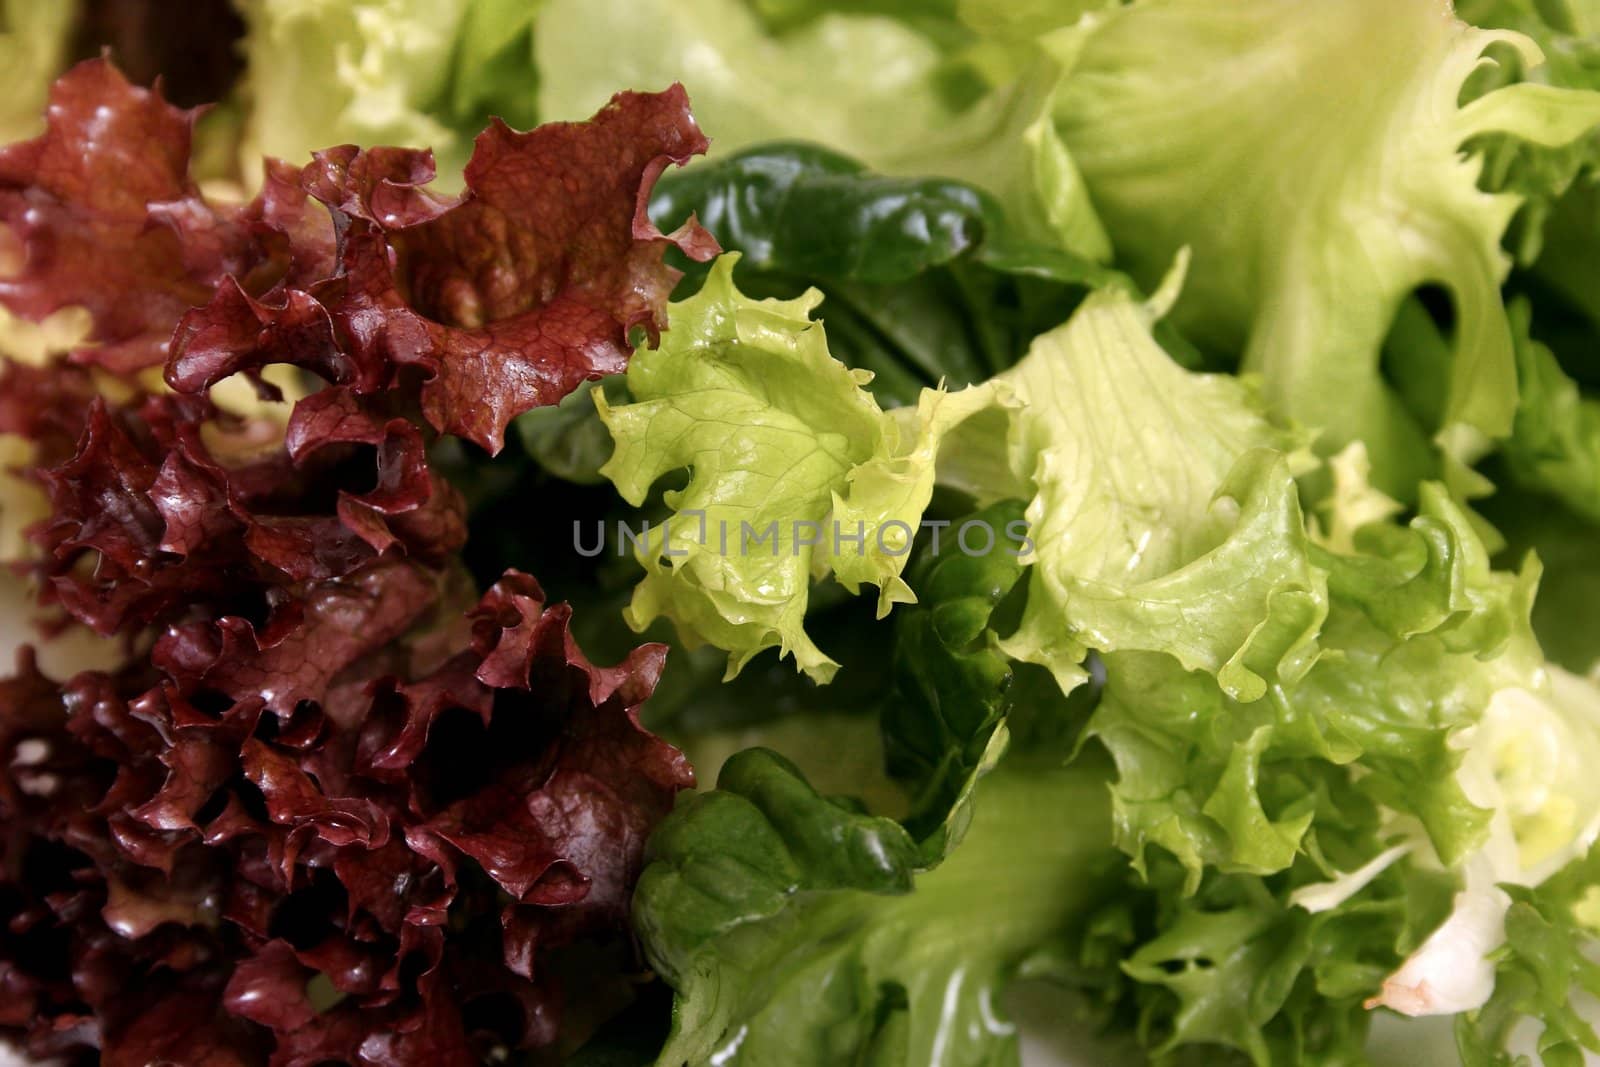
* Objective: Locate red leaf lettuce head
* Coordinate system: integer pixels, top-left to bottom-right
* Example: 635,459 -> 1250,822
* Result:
0,57 -> 708,1064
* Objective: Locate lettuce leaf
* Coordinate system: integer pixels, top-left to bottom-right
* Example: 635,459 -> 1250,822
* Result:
1459,0 -> 1600,265
0,60 -> 721,1063
234,0 -> 477,182
537,0 -> 1109,259
172,83 -> 716,454
634,748 -> 1126,1067
1456,842 -> 1600,1066
1055,0 -> 1600,493
647,142 -> 1123,409
1092,478 -> 1540,894
597,256 -> 1001,682
0,0 -> 77,144
992,264 -> 1324,702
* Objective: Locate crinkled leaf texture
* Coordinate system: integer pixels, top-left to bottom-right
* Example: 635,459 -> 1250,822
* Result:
1088,455 -> 1553,891
991,263 -> 1325,703
1458,0 -> 1600,265
644,142 -> 1122,412
1456,839 -> 1600,1066
1055,0 -> 1600,492
598,255 -> 1002,683
171,78 -> 717,454
634,748 -> 1124,1067
0,56 -> 714,454
233,0 -> 535,187
0,58 -> 703,1065
0,60 -> 296,375
0,571 -> 691,1065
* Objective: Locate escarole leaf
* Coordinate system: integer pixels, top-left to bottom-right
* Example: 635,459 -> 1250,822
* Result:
992,261 -> 1324,702
634,748 -> 1125,1067
597,255 -> 1001,683
1457,0 -> 1600,265
1055,0 -> 1600,493
537,0 -> 1110,259
1456,840 -> 1600,1066
1091,465 -> 1548,894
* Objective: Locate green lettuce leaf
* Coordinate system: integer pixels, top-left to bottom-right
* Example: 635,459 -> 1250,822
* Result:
636,744 -> 1452,1067
634,748 -> 1127,1067
597,255 -> 1001,683
1054,0 -> 1600,494
1088,453 -> 1548,894
648,142 -> 1125,408
536,0 -> 1109,258
1456,842 -> 1600,1067
1458,0 -> 1600,265
234,0 -> 489,183
991,263 -> 1325,702
0,0 -> 77,144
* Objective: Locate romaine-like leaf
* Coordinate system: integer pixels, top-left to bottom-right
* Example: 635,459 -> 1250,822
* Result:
1055,0 -> 1600,492
634,748 -> 1125,1067
597,255 -> 1001,682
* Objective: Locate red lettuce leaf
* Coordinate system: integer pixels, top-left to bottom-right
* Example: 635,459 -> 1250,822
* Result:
169,88 -> 719,453
0,58 -> 705,1065
0,61 -> 274,374
0,569 -> 692,1064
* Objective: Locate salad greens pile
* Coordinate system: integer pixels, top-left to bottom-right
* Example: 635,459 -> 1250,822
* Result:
3,1 -> 1600,1065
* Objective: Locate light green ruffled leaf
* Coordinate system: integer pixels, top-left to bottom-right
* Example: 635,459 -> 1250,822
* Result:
235,0 -> 474,183
597,255 -> 1000,683
992,262 -> 1324,702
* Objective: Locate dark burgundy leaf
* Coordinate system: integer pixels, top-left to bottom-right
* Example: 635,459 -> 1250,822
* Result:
0,59 -> 701,1066
0,60 -> 258,373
